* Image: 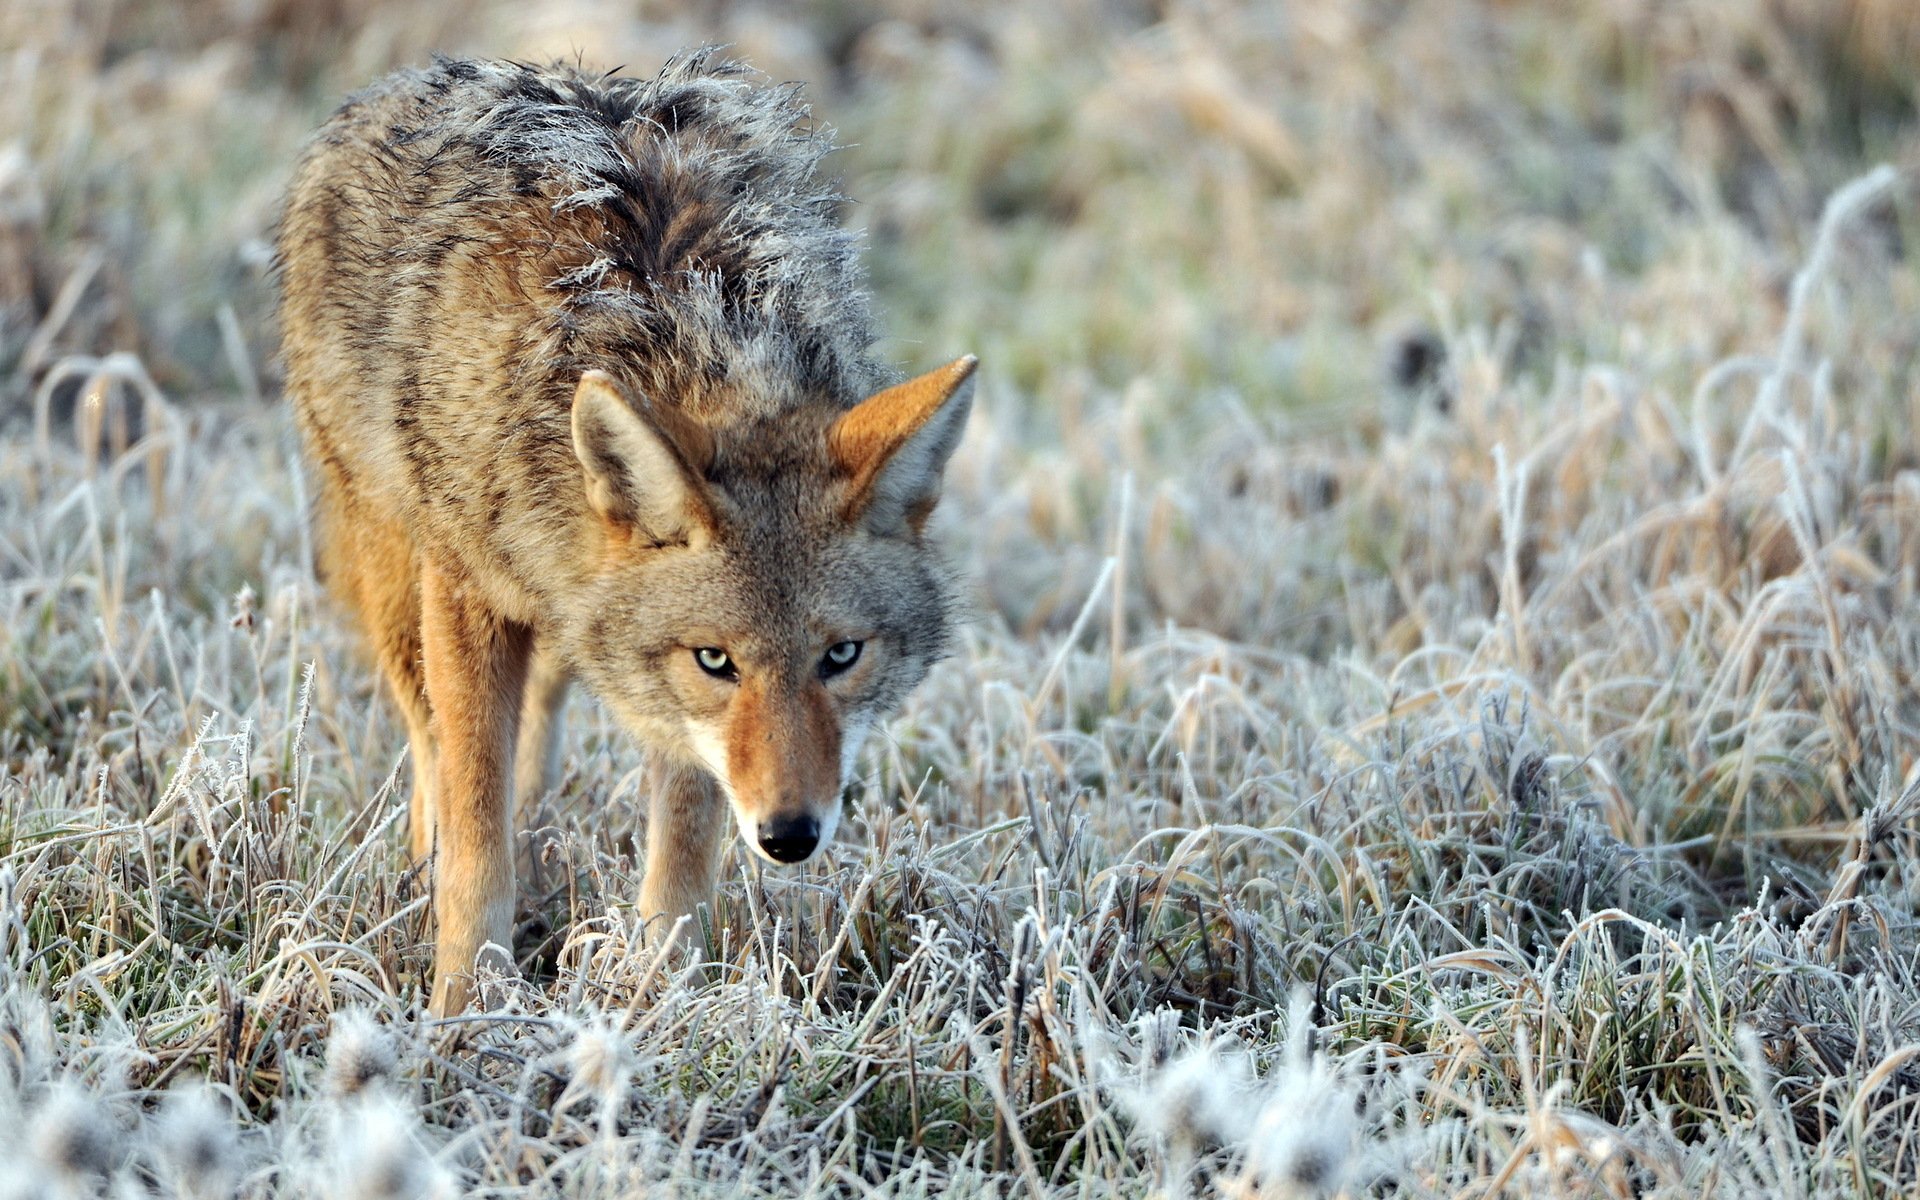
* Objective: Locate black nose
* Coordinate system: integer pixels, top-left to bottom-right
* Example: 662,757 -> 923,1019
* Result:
758,813 -> 820,863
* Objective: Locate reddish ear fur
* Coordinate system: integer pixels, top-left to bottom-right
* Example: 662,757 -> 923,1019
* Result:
829,355 -> 977,530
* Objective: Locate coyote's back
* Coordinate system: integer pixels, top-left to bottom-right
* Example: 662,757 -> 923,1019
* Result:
278,54 -> 977,1014
281,54 -> 888,594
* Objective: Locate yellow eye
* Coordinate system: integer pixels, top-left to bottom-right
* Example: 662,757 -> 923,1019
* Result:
821,640 -> 862,677
694,647 -> 736,679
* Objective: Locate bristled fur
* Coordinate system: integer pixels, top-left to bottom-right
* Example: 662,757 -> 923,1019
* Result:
313,51 -> 885,413
277,53 -> 975,1015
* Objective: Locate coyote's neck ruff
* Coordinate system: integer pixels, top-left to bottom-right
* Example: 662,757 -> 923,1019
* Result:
278,53 -> 975,1014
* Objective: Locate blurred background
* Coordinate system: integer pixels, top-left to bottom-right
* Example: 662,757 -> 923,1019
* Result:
5,0 -> 1918,416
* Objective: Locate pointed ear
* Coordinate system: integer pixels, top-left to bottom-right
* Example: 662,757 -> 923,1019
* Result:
829,355 -> 977,534
571,371 -> 713,546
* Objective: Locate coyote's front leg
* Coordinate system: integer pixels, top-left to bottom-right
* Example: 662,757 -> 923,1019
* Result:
638,760 -> 727,950
420,560 -> 533,1015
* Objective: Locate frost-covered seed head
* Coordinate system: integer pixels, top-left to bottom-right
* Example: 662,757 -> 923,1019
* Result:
327,1092 -> 449,1200
1124,1041 -> 1255,1153
565,1021 -> 634,1099
27,1081 -> 116,1184
324,1010 -> 397,1098
152,1083 -> 239,1198
1235,1064 -> 1357,1199
554,1017 -> 637,1130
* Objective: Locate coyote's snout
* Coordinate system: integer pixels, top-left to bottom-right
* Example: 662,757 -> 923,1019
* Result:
277,54 -> 974,1014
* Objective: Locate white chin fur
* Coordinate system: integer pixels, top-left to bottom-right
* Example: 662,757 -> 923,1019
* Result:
840,717 -> 872,787
684,723 -> 735,799
813,800 -> 841,854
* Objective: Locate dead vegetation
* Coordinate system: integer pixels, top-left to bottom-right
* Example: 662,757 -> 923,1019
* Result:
4,1 -> 1920,1195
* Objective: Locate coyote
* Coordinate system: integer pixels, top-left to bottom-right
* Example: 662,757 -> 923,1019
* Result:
277,54 -> 975,1014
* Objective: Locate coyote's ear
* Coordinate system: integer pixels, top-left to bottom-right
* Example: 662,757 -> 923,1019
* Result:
829,356 -> 977,535
571,371 -> 713,546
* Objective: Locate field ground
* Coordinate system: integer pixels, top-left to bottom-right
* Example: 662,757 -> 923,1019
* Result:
6,1 -> 1920,1196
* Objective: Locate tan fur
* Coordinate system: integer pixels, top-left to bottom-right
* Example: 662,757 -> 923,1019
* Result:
278,56 -> 975,1014
419,562 -> 533,1014
512,643 -> 570,872
637,760 -> 728,940
725,675 -> 843,823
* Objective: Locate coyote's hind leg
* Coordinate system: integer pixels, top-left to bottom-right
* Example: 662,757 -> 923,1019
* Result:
317,496 -> 438,863
514,643 -> 570,823
513,642 -> 570,883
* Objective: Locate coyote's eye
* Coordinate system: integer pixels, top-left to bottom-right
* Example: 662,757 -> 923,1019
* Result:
693,647 -> 737,680
820,640 -> 863,678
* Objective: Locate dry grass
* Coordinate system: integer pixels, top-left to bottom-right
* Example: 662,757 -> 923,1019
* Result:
5,0 -> 1920,1195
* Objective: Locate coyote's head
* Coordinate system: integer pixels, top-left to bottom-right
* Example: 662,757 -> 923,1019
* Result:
559,357 -> 977,864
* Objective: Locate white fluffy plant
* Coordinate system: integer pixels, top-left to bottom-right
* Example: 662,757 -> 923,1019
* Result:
1095,997 -> 1365,1200
297,1008 -> 453,1200
1226,1033 -> 1362,1200
0,988 -> 158,1200
148,1083 -> 245,1200
19,1079 -> 123,1200
552,1015 -> 639,1139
